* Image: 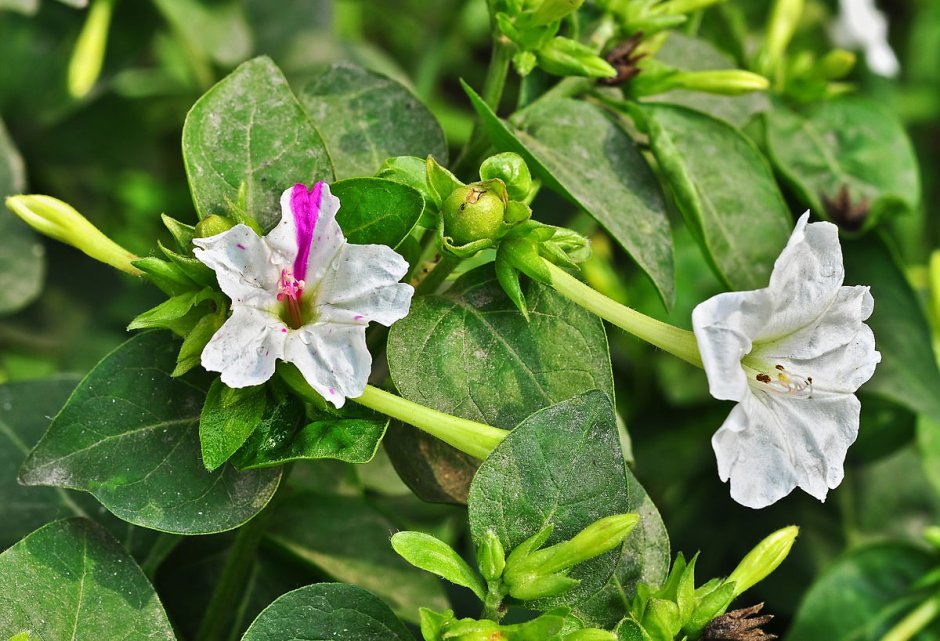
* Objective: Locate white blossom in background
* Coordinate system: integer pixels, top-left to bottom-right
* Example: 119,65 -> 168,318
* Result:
193,182 -> 414,408
830,0 -> 900,77
692,212 -> 881,509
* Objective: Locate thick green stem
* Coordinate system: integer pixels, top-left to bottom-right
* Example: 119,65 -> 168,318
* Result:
354,386 -> 507,460
414,253 -> 460,295
194,482 -> 283,641
543,261 -> 702,367
881,595 -> 940,641
481,582 -> 507,622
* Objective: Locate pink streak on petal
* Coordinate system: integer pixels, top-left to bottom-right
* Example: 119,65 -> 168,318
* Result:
354,315 -> 364,321
236,243 -> 246,250
289,181 -> 324,279
329,387 -> 335,395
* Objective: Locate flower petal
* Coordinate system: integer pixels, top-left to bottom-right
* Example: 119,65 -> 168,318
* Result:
283,322 -> 372,408
713,391 -> 859,509
692,289 -> 775,402
315,244 -> 414,326
193,225 -> 280,308
756,212 -> 845,341
202,306 -> 287,388
751,285 -> 880,393
268,183 -> 345,284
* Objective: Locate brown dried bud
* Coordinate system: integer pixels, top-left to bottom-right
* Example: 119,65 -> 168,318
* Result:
821,185 -> 870,232
599,33 -> 646,86
702,603 -> 777,641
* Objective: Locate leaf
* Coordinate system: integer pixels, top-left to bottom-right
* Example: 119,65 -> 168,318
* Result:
182,56 -> 334,231
0,518 -> 175,640
199,380 -> 267,471
643,33 -> 770,128
332,177 -> 424,248
0,118 -> 44,315
391,531 -> 487,599
765,98 -> 920,230
467,391 -> 630,611
242,583 -> 414,641
300,63 -> 448,179
385,264 -> 614,502
151,0 -> 251,66
266,492 -> 449,624
464,84 -> 675,308
640,103 -> 793,291
19,332 -> 282,535
843,234 -> 940,423
786,543 -> 939,641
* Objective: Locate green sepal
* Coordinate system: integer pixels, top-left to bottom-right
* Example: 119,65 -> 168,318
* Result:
501,237 -> 552,284
495,248 -> 529,320
426,155 -> 465,207
439,217 -> 496,258
477,528 -> 508,584
172,309 -> 225,377
682,580 -> 735,638
127,288 -> 219,336
506,524 -> 555,569
391,531 -> 488,600
161,213 -> 196,250
132,256 -> 199,296
564,629 -> 617,641
508,572 -> 581,601
159,241 -> 216,287
419,607 -> 453,641
536,37 -> 617,79
379,156 -> 438,226
641,598 -> 682,641
506,200 -> 533,224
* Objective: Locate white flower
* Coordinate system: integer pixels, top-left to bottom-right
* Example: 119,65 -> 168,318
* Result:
692,212 -> 880,509
193,182 -> 414,408
830,0 -> 900,77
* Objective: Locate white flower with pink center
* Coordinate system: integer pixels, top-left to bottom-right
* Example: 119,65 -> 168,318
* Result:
692,213 -> 881,509
193,182 -> 414,408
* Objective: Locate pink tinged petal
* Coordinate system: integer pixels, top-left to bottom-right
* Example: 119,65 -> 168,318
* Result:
201,306 -> 287,388
315,244 -> 414,326
282,323 -> 372,408
713,391 -> 859,509
692,288 -> 775,402
289,182 -> 322,278
269,182 -> 345,285
193,225 -> 281,308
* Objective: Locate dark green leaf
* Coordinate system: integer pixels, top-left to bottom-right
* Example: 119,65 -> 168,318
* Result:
0,519 -> 175,640
242,583 -> 414,641
786,543 -> 939,641
182,56 -> 333,230
0,119 -> 44,315
19,332 -> 281,534
300,63 -> 448,179
266,492 -> 449,624
386,265 -> 614,502
200,380 -> 267,471
467,391 -> 629,611
641,103 -> 792,291
464,84 -> 675,308
332,177 -> 424,248
765,98 -> 919,231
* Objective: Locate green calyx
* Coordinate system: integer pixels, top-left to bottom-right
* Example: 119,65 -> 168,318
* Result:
194,214 -> 236,239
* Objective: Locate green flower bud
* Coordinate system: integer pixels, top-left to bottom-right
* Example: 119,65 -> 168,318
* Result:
442,182 -> 507,246
564,629 -> 617,641
668,70 -> 769,96
507,572 -> 581,601
6,194 -> 141,276
513,51 -> 539,77
480,153 -> 533,201
194,214 -> 236,239
758,0 -> 805,75
68,0 -> 116,99
442,618 -> 503,641
726,525 -> 798,597
818,49 -> 856,80
536,37 -> 617,79
531,0 -> 584,25
478,529 -> 507,583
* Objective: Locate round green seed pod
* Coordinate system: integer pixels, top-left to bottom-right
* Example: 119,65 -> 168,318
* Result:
442,185 -> 506,246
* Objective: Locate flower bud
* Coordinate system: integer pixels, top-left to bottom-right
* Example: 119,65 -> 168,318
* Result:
480,153 -> 533,202
6,194 -> 141,276
478,529 -> 507,583
442,182 -> 507,246
68,0 -> 116,99
758,0 -> 805,75
726,525 -> 798,597
194,214 -> 236,239
536,37 -> 617,79
531,0 -> 585,26
669,70 -> 770,95
564,629 -> 617,641
817,49 -> 856,80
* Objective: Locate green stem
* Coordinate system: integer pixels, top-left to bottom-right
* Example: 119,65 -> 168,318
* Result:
881,595 -> 940,641
414,253 -> 460,295
139,533 -> 182,581
481,582 -> 507,622
354,386 -> 507,459
194,481 -> 284,641
542,261 -> 702,367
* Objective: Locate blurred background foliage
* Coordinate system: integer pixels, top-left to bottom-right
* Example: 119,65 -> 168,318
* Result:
0,0 -> 938,636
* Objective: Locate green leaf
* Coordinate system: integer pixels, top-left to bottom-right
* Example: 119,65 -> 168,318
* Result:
332,177 -> 424,248
266,492 -> 449,624
300,63 -> 448,180
386,264 -> 614,502
242,583 -> 414,641
19,332 -> 281,534
391,531 -> 487,600
786,543 -> 939,641
182,56 -> 333,231
127,288 -> 215,334
0,519 -> 175,640
0,118 -> 44,315
640,103 -> 793,291
467,391 -> 629,611
199,380 -> 267,471
151,0 -> 251,66
644,33 -> 770,128
765,98 -> 920,231
464,84 -> 675,308
843,234 -> 940,423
